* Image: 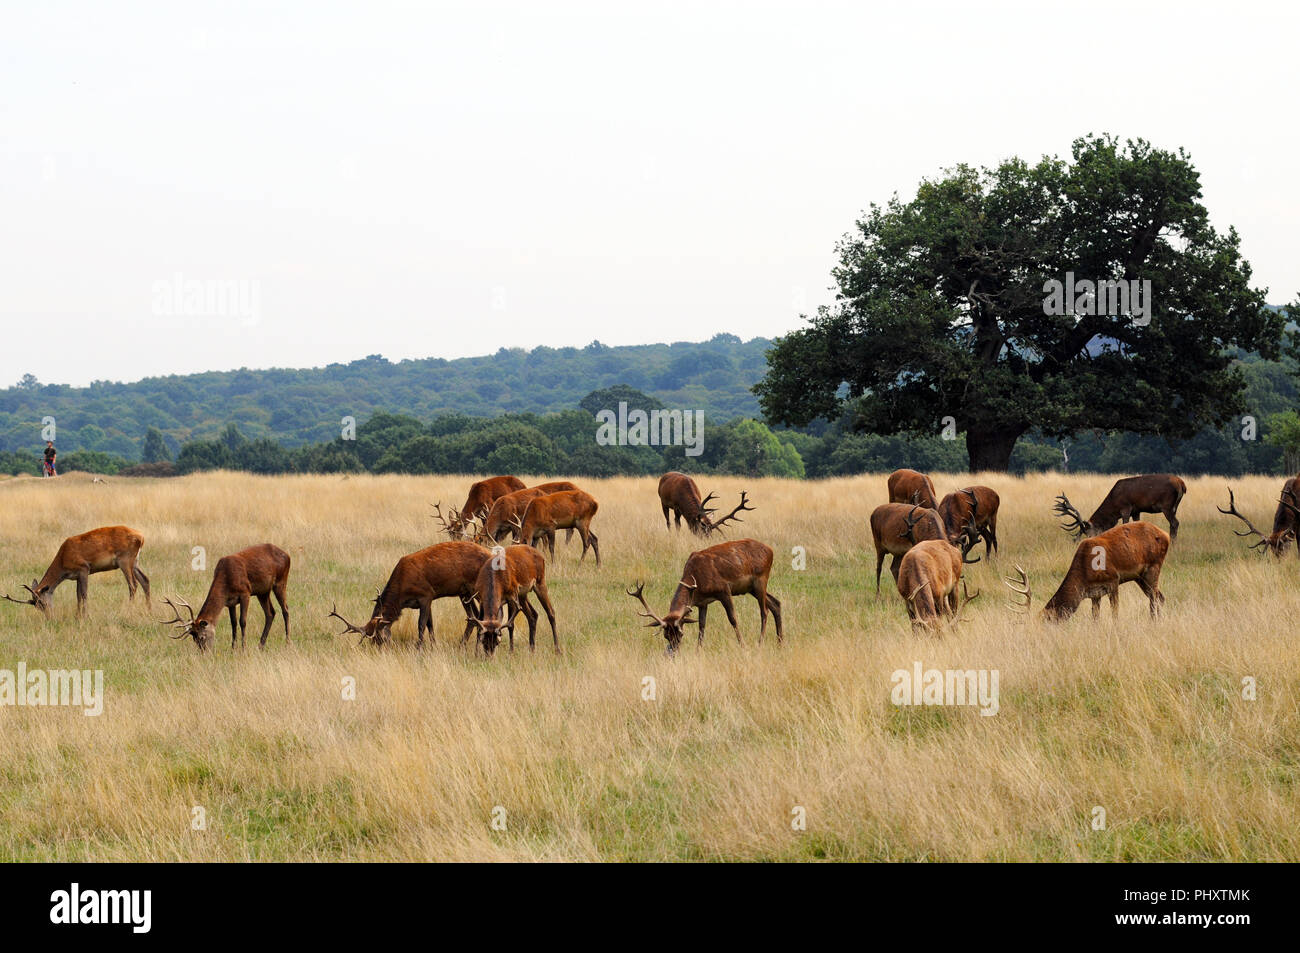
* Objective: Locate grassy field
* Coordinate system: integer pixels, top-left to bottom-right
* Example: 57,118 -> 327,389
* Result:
0,469 -> 1297,861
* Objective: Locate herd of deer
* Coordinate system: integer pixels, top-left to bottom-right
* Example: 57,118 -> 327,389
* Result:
4,467 -> 1300,650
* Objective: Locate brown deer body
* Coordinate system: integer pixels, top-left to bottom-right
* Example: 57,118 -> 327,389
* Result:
479,482 -> 579,542
434,476 -> 527,538
897,539 -> 979,630
328,541 -> 492,647
4,525 -> 150,615
656,472 -> 755,536
870,504 -> 948,594
887,469 -> 938,509
517,489 -> 601,565
1054,474 -> 1187,541
160,543 -> 290,651
1006,522 -> 1169,622
1216,482 -> 1300,557
627,539 -> 781,654
470,544 -> 558,656
938,485 -> 1000,557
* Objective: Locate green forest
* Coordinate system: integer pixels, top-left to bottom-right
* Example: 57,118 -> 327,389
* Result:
2,332 -> 1299,479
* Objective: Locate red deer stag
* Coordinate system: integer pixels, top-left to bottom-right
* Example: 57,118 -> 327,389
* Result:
159,543 -> 290,651
1053,474 -> 1187,541
514,489 -> 601,565
938,486 -> 1000,557
432,475 -> 526,539
896,539 -> 980,631
327,541 -> 493,647
469,544 -> 558,657
1216,483 -> 1300,557
870,503 -> 978,595
1004,522 -> 1169,622
477,482 -> 580,543
626,539 -> 782,654
656,472 -> 756,536
887,469 -> 938,509
3,525 -> 150,616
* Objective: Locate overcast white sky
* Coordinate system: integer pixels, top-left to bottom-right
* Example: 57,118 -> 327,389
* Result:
2,0 -> 1296,387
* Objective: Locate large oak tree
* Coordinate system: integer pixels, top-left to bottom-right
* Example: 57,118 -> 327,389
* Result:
755,135 -> 1286,471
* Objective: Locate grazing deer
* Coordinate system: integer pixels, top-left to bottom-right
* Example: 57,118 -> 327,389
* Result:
938,486 -> 1000,557
656,473 -> 756,536
327,541 -> 492,647
1053,474 -> 1187,541
432,476 -> 526,539
3,525 -> 150,616
887,469 -> 938,509
159,543 -> 290,651
514,489 -> 601,565
870,503 -> 977,594
626,538 -> 781,654
896,539 -> 980,631
1004,521 -> 1169,622
477,482 -> 580,543
1216,483 -> 1300,557
469,544 -> 558,657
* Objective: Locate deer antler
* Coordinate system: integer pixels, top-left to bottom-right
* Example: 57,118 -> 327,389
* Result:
698,490 -> 719,515
328,603 -> 370,643
430,501 -> 462,537
956,579 -> 982,622
1217,487 -> 1270,550
1052,493 -> 1087,539
899,504 -> 926,542
1003,565 -> 1031,613
705,491 -> 755,535
158,596 -> 195,638
1,583 -> 38,608
626,582 -> 665,628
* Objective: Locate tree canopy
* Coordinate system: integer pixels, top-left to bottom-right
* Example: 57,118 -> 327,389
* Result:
756,135 -> 1291,471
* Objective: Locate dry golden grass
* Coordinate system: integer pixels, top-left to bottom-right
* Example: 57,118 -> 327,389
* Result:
0,469 -> 1297,861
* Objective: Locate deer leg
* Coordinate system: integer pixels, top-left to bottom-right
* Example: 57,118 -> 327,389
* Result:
119,558 -> 138,600
765,593 -> 783,643
256,593 -> 275,648
532,581 -> 559,654
1090,596 -> 1101,620
520,596 -> 539,652
416,599 -> 433,649
890,555 -> 902,584
76,570 -> 89,616
752,581 -> 769,642
1108,587 -> 1120,618
874,549 -> 886,596
696,603 -> 708,646
719,590 -> 742,644
273,582 -> 289,641
662,504 -> 672,531
1164,507 -> 1179,540
587,530 -> 600,567
1137,572 -> 1164,617
134,564 -> 152,605
228,605 -> 239,649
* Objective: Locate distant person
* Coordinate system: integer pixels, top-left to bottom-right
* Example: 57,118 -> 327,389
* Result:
43,441 -> 57,478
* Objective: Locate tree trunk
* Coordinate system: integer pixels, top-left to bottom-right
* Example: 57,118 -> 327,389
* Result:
966,426 -> 1025,473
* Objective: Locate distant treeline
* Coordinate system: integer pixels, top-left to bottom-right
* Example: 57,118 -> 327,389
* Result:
0,335 -> 771,459
5,373 -> 1299,479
